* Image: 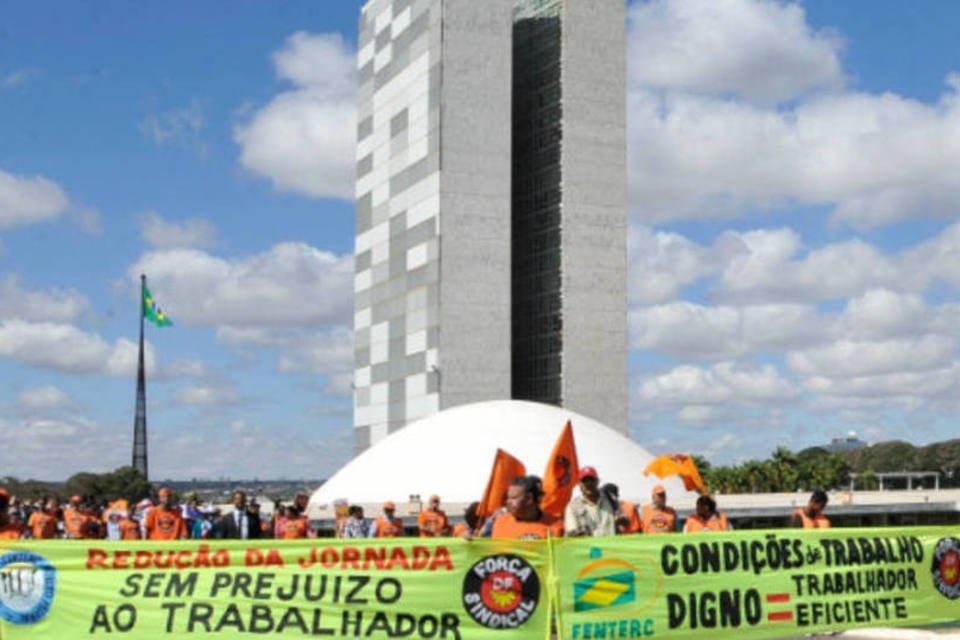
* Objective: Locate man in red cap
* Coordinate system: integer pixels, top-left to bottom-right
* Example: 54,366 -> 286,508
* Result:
0,489 -> 22,539
641,485 -> 677,534
418,495 -> 449,537
373,501 -> 404,538
563,466 -> 616,537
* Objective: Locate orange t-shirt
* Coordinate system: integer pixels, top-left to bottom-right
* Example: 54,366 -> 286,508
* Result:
490,512 -> 563,540
119,519 -> 141,540
793,509 -> 830,529
375,516 -> 404,538
281,516 -> 311,539
144,508 -> 187,540
684,513 -> 729,533
0,523 -> 22,540
451,523 -> 472,538
417,509 -> 449,537
617,501 -> 643,534
64,509 -> 88,539
28,511 -> 58,539
641,504 -> 677,534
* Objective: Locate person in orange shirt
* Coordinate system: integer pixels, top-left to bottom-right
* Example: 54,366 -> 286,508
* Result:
791,489 -> 830,529
641,485 -> 677,534
0,489 -> 23,540
281,506 -> 312,539
27,497 -> 59,539
451,502 -> 480,538
485,476 -> 563,540
603,483 -> 642,534
119,505 -> 141,541
684,495 -> 730,533
418,495 -> 449,537
143,488 -> 187,541
63,496 -> 90,539
373,502 -> 405,538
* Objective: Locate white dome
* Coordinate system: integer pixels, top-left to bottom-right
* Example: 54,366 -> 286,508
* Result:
310,400 -> 690,507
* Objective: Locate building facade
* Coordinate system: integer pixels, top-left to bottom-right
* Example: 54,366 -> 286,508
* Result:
354,0 -> 626,454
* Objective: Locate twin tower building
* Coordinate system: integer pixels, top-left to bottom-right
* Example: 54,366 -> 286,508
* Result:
353,0 -> 628,453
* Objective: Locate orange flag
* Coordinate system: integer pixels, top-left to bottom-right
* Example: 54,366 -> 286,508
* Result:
477,448 -> 527,517
541,420 -> 579,518
644,453 -> 708,494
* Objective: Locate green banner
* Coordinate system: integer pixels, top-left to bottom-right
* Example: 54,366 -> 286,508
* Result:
552,526 -> 960,640
0,539 -> 552,639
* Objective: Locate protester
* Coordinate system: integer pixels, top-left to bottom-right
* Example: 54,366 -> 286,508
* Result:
372,501 -> 404,538
641,485 -> 677,534
143,487 -> 188,540
484,476 -> 563,539
82,503 -> 103,539
564,466 -> 616,537
792,489 -> 831,528
119,505 -> 141,540
684,494 -> 730,532
63,495 -> 89,539
340,505 -> 374,538
418,495 -> 449,537
27,496 -> 59,539
280,505 -> 311,539
603,483 -> 642,534
219,490 -> 261,539
452,502 -> 481,538
0,490 -> 22,539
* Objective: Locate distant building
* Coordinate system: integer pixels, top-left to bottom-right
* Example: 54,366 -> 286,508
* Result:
824,432 -> 868,453
352,0 -> 627,454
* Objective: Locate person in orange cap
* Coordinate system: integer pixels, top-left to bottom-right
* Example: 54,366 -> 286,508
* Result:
641,485 -> 677,534
373,501 -> 404,538
143,487 -> 187,540
0,489 -> 22,539
418,495 -> 449,537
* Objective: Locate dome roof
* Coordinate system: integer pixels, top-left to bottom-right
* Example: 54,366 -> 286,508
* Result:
310,400 -> 690,507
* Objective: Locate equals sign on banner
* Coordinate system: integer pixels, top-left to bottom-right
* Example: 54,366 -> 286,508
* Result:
766,593 -> 793,622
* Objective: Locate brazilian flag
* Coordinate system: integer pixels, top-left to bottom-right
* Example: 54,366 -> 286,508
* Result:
143,285 -> 173,327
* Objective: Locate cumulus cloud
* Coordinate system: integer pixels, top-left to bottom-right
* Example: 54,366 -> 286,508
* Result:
0,320 -> 154,377
0,275 -> 89,322
628,0 -> 844,104
638,361 -> 796,408
18,386 -> 75,411
138,212 -> 217,249
174,382 -> 240,407
627,1 -> 960,228
0,168 -> 71,228
2,68 -> 38,89
235,32 -> 355,200
131,242 -> 353,328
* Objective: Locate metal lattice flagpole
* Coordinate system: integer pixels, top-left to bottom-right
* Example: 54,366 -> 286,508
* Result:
132,274 -> 148,480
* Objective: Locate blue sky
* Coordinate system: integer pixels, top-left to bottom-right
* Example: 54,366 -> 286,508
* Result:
1,0 -> 960,480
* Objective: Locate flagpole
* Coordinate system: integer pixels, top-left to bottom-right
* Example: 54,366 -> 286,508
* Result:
133,274 -> 149,480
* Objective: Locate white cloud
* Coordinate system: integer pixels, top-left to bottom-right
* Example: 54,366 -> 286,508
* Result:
627,1 -> 960,228
138,212 -> 217,249
18,386 -> 74,411
0,275 -> 89,322
637,361 -> 796,410
787,336 -> 956,379
628,226 -> 720,305
132,242 -> 353,328
2,68 -> 38,88
0,168 -> 71,228
140,99 -> 206,153
174,382 -> 240,407
0,320 -> 154,376
235,32 -> 355,200
628,0 -> 844,104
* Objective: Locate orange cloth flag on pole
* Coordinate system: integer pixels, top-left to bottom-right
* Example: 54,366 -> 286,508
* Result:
477,448 -> 527,517
644,453 -> 708,494
540,420 -> 579,518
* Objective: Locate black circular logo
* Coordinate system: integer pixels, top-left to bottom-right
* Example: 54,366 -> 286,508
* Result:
932,537 -> 960,599
462,554 -> 540,629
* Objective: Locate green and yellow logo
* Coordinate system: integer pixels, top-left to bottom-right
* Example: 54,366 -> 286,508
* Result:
573,548 -> 661,613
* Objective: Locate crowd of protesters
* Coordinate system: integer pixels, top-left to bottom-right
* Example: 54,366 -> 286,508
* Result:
0,468 -> 831,542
